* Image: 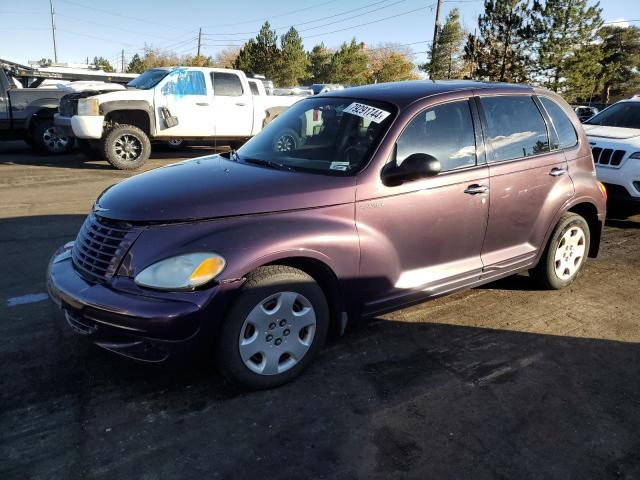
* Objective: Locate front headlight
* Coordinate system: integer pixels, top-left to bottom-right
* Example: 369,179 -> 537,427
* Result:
77,98 -> 100,116
629,152 -> 640,160
134,252 -> 226,290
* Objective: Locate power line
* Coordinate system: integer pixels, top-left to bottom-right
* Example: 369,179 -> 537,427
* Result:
207,0 -> 340,28
56,13 -> 176,41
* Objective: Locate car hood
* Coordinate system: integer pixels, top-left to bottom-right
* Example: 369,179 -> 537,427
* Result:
583,125 -> 640,140
95,155 -> 356,222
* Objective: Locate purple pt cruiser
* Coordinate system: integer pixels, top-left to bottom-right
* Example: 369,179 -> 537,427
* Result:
48,81 -> 607,389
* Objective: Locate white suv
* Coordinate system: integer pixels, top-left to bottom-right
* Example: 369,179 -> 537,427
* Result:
583,97 -> 640,205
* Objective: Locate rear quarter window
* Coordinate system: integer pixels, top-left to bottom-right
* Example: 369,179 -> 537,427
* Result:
539,96 -> 578,150
212,72 -> 244,97
480,95 -> 550,162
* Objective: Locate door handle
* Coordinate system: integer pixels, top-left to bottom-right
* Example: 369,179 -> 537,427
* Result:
235,102 -> 246,106
464,184 -> 489,195
196,102 -> 209,106
549,167 -> 567,177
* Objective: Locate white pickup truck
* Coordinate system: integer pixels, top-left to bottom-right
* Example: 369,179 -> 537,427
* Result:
54,67 -> 302,169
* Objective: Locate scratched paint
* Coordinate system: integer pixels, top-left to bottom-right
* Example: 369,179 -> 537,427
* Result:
6,293 -> 49,307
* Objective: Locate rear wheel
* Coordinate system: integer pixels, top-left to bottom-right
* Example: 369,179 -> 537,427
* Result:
272,128 -> 301,152
102,124 -> 151,170
215,266 -> 329,389
529,213 -> 590,289
32,119 -> 74,154
165,139 -> 188,150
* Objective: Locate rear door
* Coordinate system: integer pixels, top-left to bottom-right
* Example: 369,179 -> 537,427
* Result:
477,94 -> 574,274
210,71 -> 253,137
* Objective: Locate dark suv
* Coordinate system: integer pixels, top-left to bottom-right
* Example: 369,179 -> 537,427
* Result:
48,81 -> 607,389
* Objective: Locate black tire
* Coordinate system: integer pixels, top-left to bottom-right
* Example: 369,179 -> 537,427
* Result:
215,265 -> 329,390
529,212 -> 591,290
32,119 -> 75,154
272,128 -> 301,152
77,139 -> 103,159
165,139 -> 188,151
101,124 -> 151,170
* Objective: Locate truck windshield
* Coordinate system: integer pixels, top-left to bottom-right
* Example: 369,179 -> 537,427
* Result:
127,69 -> 170,90
237,97 -> 395,175
585,102 -> 640,129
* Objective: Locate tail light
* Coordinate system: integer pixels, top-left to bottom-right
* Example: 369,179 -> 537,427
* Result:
598,181 -> 607,202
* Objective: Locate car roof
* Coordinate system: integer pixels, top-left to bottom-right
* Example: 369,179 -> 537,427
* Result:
320,80 -> 533,108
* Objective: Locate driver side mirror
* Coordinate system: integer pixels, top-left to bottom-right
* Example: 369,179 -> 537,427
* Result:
381,152 -> 442,186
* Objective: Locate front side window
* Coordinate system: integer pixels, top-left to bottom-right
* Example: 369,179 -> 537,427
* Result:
585,102 -> 640,129
395,100 -> 476,171
213,72 -> 244,96
480,96 -> 550,162
161,70 -> 207,96
539,96 -> 578,150
236,97 -> 395,175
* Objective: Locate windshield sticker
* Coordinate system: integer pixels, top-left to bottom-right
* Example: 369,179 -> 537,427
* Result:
343,102 -> 391,124
330,161 -> 350,171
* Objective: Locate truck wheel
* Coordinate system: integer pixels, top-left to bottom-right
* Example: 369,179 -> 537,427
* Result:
215,266 -> 329,389
77,139 -> 103,160
32,119 -> 75,154
166,139 -> 188,151
272,128 -> 301,152
102,124 -> 151,170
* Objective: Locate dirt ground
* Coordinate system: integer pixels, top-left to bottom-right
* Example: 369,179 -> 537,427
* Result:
1,141 -> 639,479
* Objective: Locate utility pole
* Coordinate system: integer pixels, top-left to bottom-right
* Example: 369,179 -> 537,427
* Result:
49,0 -> 58,63
197,27 -> 202,57
121,49 -> 125,72
430,0 -> 443,69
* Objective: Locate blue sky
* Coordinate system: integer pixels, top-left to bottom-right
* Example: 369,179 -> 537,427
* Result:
0,0 -> 634,69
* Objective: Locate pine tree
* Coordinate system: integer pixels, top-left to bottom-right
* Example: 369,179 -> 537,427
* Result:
329,39 -> 368,85
234,21 -> 281,79
93,56 -> 115,73
532,0 -> 602,93
563,44 -> 602,102
597,25 -> 640,103
468,0 -> 535,82
276,27 -> 309,86
126,54 -> 145,73
308,43 -> 333,83
424,8 -> 466,79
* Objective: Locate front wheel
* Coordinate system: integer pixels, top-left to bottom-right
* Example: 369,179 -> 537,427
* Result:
32,119 -> 75,154
529,213 -> 590,289
215,266 -> 329,389
102,124 -> 151,170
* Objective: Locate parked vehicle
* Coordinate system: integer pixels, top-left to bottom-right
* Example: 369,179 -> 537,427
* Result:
0,59 -> 132,154
55,67 -> 303,170
308,83 -> 345,95
574,105 -> 599,122
583,97 -> 640,206
48,80 -> 606,389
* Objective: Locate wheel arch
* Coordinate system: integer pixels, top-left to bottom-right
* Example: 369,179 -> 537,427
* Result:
102,102 -> 155,136
567,201 -> 601,258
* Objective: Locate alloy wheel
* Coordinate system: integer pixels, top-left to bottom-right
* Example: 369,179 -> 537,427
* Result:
42,126 -> 71,153
239,291 -> 316,375
275,134 -> 296,152
114,134 -> 143,161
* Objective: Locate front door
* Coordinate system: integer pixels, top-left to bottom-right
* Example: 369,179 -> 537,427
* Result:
477,94 -> 574,273
357,98 -> 490,314
154,69 -> 213,137
210,71 -> 253,137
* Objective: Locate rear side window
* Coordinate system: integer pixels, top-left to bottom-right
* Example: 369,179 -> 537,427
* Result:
539,97 -> 578,149
249,81 -> 259,95
396,100 -> 477,172
212,72 -> 244,96
480,96 -> 550,162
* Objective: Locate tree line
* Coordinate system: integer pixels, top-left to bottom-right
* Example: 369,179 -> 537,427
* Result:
429,0 -> 640,103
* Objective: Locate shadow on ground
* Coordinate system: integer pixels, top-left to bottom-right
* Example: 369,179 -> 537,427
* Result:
1,214 -> 639,479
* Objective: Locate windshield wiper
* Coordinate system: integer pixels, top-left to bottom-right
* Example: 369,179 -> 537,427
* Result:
243,157 -> 296,172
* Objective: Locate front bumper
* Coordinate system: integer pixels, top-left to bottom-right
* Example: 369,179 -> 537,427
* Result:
54,113 -> 104,140
47,246 -> 220,362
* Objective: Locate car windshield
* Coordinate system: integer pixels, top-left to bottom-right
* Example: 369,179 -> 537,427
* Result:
127,69 -> 171,90
236,97 -> 395,175
585,102 -> 640,129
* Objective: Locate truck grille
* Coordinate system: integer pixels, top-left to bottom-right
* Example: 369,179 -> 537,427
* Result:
59,94 -> 80,117
72,214 -> 139,283
591,147 -> 626,167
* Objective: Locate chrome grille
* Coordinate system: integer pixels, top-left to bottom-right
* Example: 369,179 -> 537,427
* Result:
591,147 -> 626,167
72,214 -> 138,282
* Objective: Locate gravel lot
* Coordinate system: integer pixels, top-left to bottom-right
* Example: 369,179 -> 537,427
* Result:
1,141 -> 639,479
